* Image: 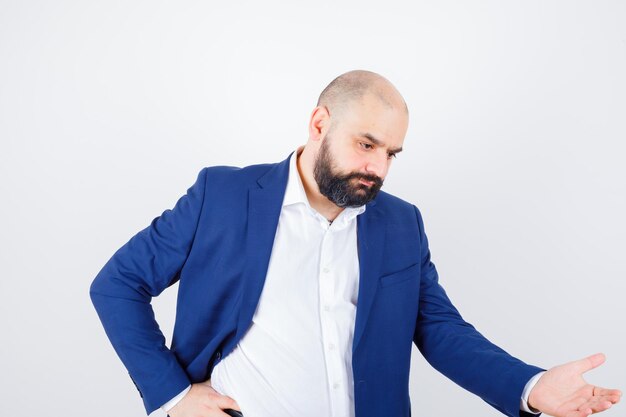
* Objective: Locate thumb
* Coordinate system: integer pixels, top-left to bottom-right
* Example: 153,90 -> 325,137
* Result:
215,395 -> 241,411
573,352 -> 606,374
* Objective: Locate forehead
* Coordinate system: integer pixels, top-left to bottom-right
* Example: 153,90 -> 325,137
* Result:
334,95 -> 407,146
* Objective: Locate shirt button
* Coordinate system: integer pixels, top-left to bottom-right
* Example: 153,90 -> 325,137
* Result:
328,343 -> 335,350
333,383 -> 340,389
324,305 -> 330,312
323,267 -> 330,274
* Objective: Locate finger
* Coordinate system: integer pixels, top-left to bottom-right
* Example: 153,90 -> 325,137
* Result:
560,396 -> 589,411
610,391 -> 623,404
215,395 -> 241,411
573,353 -> 606,374
590,400 -> 613,412
578,398 -> 613,414
592,386 -> 622,399
563,393 -> 620,413
596,393 -> 622,405
565,409 -> 593,417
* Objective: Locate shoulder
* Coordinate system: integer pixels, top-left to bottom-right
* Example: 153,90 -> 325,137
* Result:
373,191 -> 434,249
198,161 -> 279,188
373,190 -> 421,220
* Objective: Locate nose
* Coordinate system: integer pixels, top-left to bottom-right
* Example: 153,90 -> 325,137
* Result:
364,152 -> 388,179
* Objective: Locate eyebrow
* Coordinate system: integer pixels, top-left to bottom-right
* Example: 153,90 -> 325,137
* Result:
359,132 -> 403,154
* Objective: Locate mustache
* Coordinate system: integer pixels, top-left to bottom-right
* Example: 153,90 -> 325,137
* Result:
343,172 -> 384,187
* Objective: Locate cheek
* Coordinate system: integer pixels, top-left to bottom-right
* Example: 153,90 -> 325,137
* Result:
333,146 -> 362,170
345,157 -> 366,174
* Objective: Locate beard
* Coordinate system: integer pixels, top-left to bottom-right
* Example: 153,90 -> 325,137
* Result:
313,136 -> 384,208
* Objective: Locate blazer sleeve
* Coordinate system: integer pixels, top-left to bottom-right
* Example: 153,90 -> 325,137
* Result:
89,167 -> 208,415
412,205 -> 545,417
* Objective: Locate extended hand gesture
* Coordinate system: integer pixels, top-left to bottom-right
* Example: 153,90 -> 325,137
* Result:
528,353 -> 621,417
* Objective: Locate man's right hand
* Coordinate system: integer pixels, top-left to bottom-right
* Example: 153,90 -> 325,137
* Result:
168,381 -> 242,417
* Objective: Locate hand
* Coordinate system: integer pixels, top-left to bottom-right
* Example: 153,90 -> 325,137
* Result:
168,380 -> 242,417
528,353 -> 622,417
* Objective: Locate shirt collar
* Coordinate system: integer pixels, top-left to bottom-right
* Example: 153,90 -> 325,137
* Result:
282,146 -> 309,207
282,146 -> 367,223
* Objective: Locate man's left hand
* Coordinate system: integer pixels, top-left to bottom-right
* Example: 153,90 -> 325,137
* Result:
528,353 -> 622,417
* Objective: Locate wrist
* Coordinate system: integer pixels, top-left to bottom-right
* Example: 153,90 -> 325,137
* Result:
523,371 -> 546,413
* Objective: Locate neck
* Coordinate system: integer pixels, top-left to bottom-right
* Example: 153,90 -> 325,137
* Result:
296,145 -> 344,222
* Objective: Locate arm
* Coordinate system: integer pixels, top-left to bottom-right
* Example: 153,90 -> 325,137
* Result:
412,205 -> 545,417
89,168 -> 208,415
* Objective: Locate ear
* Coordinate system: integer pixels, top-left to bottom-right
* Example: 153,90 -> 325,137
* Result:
308,106 -> 330,142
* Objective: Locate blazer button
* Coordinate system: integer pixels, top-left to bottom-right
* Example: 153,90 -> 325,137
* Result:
215,351 -> 221,360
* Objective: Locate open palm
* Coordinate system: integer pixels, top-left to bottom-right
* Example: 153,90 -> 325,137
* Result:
528,353 -> 622,417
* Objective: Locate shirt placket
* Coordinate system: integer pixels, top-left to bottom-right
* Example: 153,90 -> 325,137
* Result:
317,217 -> 349,417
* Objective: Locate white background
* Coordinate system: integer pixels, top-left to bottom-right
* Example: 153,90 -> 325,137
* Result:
1,1 -> 624,416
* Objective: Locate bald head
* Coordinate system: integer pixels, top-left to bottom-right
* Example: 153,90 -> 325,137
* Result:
316,70 -> 408,129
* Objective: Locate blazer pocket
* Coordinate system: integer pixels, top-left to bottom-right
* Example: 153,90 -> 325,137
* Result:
379,262 -> 420,288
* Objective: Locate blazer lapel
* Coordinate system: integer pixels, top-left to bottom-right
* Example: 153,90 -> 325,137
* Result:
233,151 -> 388,355
236,153 -> 291,339
352,200 -> 386,353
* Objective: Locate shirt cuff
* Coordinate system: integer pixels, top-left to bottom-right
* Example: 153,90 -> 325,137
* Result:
160,384 -> 191,413
520,371 -> 546,414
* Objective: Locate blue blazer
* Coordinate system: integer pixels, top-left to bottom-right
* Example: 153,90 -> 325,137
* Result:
90,151 -> 543,417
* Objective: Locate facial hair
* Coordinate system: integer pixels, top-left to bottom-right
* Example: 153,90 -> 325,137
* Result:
313,136 -> 384,208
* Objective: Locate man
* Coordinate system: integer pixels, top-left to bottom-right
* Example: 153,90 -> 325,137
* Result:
90,70 -> 621,417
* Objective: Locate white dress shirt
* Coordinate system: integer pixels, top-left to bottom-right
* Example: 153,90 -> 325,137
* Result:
162,146 -> 542,416
209,145 -> 363,417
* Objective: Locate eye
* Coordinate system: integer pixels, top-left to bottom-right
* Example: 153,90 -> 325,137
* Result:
387,152 -> 397,160
359,142 -> 374,150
